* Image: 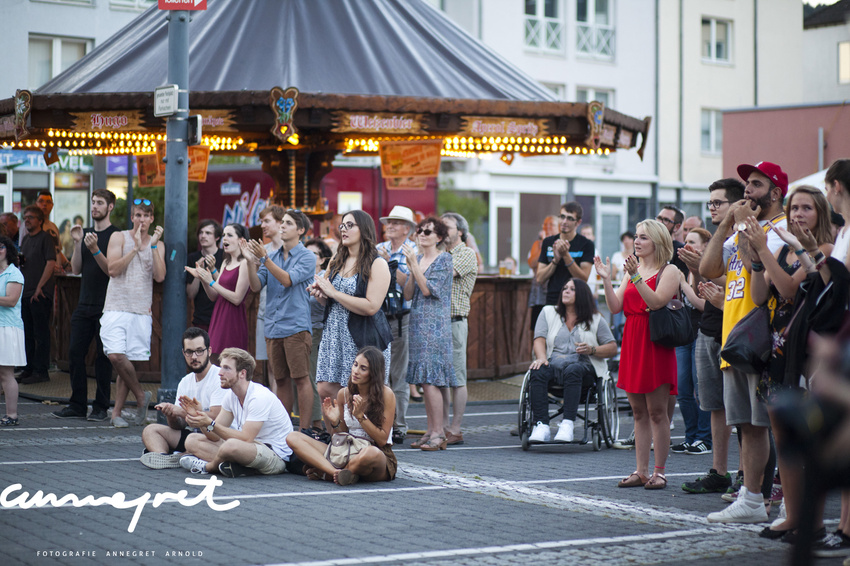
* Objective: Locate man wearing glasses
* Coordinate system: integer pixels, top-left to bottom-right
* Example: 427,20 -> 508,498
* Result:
100,198 -> 165,428
139,327 -> 224,469
655,205 -> 689,276
536,202 -> 594,306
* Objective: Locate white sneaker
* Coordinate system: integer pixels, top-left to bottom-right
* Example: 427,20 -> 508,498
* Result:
554,420 -> 575,442
770,498 -> 787,528
179,455 -> 210,474
140,452 -> 182,470
529,422 -> 551,442
707,487 -> 769,523
111,416 -> 129,428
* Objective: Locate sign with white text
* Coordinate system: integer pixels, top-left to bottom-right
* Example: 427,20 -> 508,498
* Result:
159,0 -> 207,10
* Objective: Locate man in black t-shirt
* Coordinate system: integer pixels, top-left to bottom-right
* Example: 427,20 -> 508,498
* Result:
53,190 -> 118,421
536,202 -> 595,305
185,219 -> 224,331
18,205 -> 56,384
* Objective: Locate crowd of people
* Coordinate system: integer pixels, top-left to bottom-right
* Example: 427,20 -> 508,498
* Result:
523,158 -> 850,559
3,159 -> 850,558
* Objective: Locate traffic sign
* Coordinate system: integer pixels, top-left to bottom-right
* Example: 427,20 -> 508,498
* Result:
158,0 -> 207,10
154,85 -> 179,117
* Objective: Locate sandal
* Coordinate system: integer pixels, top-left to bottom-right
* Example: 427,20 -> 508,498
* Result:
335,469 -> 359,486
617,471 -> 650,488
410,434 -> 432,449
644,473 -> 667,490
420,435 -> 447,451
0,416 -> 19,426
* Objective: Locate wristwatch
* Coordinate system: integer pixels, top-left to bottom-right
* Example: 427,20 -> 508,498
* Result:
206,420 -> 215,433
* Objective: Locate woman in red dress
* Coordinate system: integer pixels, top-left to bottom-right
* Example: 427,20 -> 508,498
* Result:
595,219 -> 679,490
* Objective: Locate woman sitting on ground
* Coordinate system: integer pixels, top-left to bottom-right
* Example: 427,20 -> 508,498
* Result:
527,277 -> 618,443
286,346 -> 397,485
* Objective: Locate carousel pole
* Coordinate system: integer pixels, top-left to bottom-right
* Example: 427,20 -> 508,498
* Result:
158,10 -> 190,408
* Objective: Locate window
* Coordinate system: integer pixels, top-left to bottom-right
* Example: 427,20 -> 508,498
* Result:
525,0 -> 564,52
541,82 -> 566,99
701,109 -> 723,154
28,35 -> 92,90
702,18 -> 730,63
840,41 -> 850,84
110,0 -> 157,9
577,0 -> 615,58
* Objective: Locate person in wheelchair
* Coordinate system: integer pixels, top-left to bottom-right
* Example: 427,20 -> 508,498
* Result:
528,278 -> 618,443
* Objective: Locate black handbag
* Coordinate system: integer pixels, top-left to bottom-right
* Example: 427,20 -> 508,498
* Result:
648,264 -> 696,349
347,273 -> 393,351
720,304 -> 771,374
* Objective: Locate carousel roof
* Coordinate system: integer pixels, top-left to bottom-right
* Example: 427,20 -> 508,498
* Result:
36,0 -> 559,102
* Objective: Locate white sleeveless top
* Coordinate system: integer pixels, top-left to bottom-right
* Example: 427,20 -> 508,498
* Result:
343,390 -> 393,445
832,226 -> 850,265
103,230 -> 154,315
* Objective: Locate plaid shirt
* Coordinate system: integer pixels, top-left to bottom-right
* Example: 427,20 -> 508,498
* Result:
448,242 -> 477,318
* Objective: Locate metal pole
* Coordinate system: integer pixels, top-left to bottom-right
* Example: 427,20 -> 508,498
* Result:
126,155 -> 133,229
159,10 -> 190,408
818,127 -> 824,171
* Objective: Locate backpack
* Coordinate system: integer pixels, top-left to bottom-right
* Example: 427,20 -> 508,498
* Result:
382,259 -> 407,332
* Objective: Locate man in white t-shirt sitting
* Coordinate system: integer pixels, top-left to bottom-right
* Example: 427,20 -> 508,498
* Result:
140,328 -> 225,469
180,347 -> 295,478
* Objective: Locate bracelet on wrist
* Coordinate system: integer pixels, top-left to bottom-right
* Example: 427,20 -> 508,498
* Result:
330,420 -> 340,428
211,268 -> 218,274
811,251 -> 825,262
815,257 -> 828,271
259,256 -> 267,264
630,273 -> 642,284
91,249 -> 101,256
750,261 -> 764,272
565,260 -> 575,269
209,280 -> 216,287
794,248 -> 806,256
150,245 -> 157,249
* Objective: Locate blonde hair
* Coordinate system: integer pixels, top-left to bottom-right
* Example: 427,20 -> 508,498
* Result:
636,219 -> 674,268
220,347 -> 256,381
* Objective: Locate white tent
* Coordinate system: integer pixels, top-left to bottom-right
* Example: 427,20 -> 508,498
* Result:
789,169 -> 828,193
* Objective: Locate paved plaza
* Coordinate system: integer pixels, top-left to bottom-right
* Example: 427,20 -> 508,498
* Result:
0,387 -> 844,566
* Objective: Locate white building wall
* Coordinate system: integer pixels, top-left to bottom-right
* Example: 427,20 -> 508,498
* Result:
803,21 -> 850,104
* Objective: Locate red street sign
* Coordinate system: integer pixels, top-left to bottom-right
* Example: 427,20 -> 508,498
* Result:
159,0 -> 207,10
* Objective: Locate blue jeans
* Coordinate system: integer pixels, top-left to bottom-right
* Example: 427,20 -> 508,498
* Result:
676,341 -> 711,444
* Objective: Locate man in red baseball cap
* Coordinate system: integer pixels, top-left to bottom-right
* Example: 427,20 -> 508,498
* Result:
699,160 -> 788,524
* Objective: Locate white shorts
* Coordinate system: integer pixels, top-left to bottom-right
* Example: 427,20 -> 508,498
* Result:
100,311 -> 152,361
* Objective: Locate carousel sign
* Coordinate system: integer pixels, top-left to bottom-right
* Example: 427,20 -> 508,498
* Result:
332,112 -> 424,134
71,111 -> 144,132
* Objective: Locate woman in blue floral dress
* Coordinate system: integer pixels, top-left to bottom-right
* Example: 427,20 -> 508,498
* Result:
310,210 -> 391,403
403,216 -> 455,451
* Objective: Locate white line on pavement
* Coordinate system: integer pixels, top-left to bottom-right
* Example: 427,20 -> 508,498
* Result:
0,426 -> 112,432
0,458 -> 138,466
260,528 -> 733,566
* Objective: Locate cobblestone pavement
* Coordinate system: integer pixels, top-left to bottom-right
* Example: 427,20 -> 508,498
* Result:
0,395 -> 844,566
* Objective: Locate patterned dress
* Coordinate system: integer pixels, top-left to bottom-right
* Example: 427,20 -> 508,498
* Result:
316,273 -> 391,385
406,252 -> 456,387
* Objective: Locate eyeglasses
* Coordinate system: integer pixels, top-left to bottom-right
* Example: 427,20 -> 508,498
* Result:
706,200 -> 730,210
559,214 -> 577,222
416,228 -> 434,236
0,245 -> 5,250
23,215 -> 37,220
182,347 -> 209,357
655,216 -> 674,225
338,222 -> 358,232
133,198 -> 152,206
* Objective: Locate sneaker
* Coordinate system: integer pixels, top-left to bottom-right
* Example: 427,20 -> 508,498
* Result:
529,421 -> 551,442
686,440 -> 712,455
707,487 -> 769,523
769,484 -> 783,503
111,416 -> 129,428
140,452 -> 182,470
135,391 -> 153,425
179,455 -> 209,474
218,461 -> 260,478
52,406 -> 86,419
613,430 -> 635,450
721,471 -> 744,502
770,498 -> 787,528
670,419 -> 675,431
671,441 -> 691,453
682,469 -> 732,494
87,408 -> 109,422
813,531 -> 850,558
553,420 -> 575,442
391,430 -> 406,445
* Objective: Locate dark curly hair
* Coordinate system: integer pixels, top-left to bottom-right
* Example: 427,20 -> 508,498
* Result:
0,236 -> 19,267
347,346 -> 386,428
304,238 -> 332,271
417,216 -> 448,245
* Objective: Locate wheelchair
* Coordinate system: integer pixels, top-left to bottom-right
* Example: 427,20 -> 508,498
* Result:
518,367 -> 619,451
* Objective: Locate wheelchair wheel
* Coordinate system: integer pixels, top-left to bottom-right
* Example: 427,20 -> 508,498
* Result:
592,427 -> 601,451
518,371 -> 533,451
598,375 -> 619,448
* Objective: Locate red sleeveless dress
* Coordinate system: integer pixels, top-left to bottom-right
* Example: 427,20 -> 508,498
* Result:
617,273 -> 677,395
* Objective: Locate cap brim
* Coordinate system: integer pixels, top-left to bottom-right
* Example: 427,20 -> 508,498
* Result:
379,216 -> 413,224
737,164 -> 759,182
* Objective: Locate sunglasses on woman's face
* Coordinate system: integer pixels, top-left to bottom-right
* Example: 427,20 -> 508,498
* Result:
416,229 -> 433,236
